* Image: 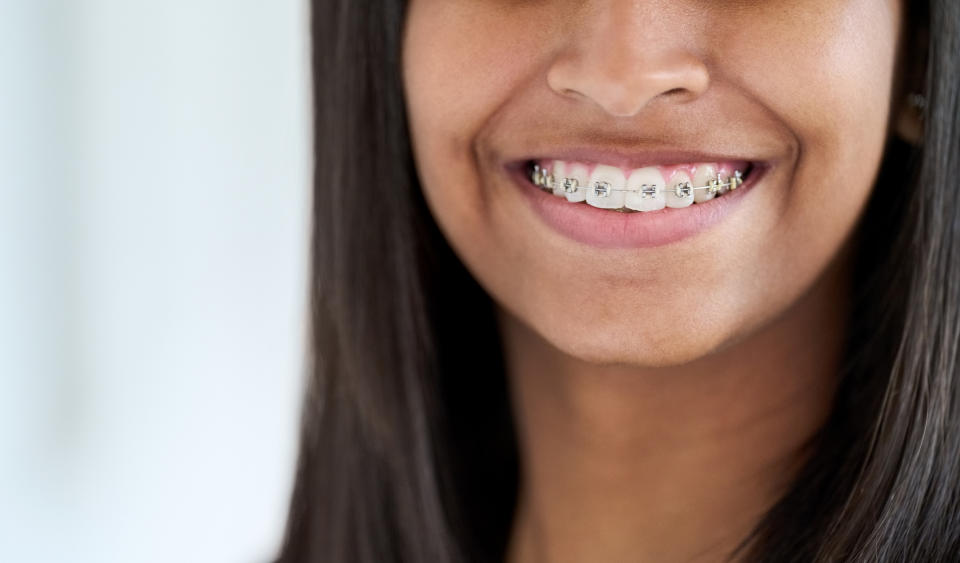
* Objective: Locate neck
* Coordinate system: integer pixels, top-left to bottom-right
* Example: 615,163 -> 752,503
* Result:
501,253 -> 850,563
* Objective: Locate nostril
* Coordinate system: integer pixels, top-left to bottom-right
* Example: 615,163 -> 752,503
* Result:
546,54 -> 711,117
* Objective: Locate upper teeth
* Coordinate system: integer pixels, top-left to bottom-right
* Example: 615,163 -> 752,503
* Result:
530,161 -> 745,212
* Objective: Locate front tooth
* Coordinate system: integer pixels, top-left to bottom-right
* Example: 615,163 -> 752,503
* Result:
665,171 -> 694,208
586,165 -> 626,209
564,163 -> 590,203
693,164 -> 717,203
550,160 -> 566,197
624,167 -> 666,212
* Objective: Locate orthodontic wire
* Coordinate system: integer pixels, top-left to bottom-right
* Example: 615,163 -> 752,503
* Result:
529,164 -> 746,196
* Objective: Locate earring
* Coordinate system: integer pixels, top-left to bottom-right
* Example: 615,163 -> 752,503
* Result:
906,92 -> 926,119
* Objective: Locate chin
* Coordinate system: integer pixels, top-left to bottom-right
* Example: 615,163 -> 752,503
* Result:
528,311 -> 735,369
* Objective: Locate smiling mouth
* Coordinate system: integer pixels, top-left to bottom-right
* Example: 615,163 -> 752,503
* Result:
525,159 -> 754,213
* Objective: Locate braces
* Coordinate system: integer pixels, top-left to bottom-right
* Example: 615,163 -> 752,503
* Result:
529,164 -> 745,199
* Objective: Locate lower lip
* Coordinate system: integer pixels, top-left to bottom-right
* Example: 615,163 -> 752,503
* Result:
510,165 -> 764,249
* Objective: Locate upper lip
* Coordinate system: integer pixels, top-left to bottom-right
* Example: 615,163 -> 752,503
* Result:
496,118 -> 780,172
513,146 -> 757,170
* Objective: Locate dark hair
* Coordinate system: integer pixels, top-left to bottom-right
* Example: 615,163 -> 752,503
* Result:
276,1 -> 960,561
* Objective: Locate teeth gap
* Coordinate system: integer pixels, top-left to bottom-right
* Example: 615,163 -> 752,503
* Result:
527,161 -> 755,212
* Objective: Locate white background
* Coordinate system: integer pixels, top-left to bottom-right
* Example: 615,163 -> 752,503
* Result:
1,1 -> 310,561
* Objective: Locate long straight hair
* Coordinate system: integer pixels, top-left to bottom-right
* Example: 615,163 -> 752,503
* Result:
277,1 -> 960,561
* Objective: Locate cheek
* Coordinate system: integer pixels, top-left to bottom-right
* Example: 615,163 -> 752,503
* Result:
728,0 -> 899,276
402,1 -> 553,285
403,2 -> 542,174
730,0 -> 898,154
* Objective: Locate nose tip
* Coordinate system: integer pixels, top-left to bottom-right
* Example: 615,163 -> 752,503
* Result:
545,15 -> 711,117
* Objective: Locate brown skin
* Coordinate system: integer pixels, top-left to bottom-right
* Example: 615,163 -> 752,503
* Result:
403,1 -> 902,561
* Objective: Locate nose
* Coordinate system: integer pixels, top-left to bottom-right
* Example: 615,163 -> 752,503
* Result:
546,2 -> 710,117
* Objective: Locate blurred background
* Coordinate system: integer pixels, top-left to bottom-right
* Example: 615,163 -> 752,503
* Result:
1,1 -> 310,561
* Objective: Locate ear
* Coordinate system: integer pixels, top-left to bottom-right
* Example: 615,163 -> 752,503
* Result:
892,4 -> 927,146
894,93 -> 924,145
